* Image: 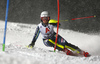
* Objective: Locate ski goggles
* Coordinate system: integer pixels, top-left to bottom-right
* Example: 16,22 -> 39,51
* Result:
41,17 -> 50,21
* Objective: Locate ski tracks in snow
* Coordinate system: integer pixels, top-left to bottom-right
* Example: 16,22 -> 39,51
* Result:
0,21 -> 100,64
1,44 -> 100,64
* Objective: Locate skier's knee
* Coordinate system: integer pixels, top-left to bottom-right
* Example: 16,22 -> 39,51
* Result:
43,39 -> 53,47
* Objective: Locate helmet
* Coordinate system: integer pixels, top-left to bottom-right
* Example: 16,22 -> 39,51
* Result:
40,11 -> 50,21
40,11 -> 50,17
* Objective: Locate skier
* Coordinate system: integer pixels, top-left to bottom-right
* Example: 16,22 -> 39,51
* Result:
28,11 -> 90,57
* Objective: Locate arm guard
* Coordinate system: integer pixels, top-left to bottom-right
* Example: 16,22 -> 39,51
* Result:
49,19 -> 61,27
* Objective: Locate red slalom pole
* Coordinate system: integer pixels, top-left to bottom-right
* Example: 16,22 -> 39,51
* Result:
54,0 -> 60,52
72,15 -> 96,20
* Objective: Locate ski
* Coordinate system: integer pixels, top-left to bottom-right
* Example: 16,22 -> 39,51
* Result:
26,45 -> 91,57
63,48 -> 91,57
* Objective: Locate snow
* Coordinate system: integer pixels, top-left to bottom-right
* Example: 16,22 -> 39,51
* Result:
0,20 -> 100,64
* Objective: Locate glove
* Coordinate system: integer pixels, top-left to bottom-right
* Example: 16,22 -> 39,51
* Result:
28,42 -> 35,48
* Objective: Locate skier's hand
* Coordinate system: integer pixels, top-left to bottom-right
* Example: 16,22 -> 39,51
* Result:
27,43 -> 35,48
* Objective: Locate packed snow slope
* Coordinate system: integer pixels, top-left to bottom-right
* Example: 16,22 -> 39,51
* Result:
0,20 -> 100,64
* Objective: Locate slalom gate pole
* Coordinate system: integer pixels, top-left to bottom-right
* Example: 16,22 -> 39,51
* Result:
54,0 -> 60,52
2,0 -> 9,51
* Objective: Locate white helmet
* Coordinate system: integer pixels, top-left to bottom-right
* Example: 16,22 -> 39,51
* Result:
40,11 -> 50,17
40,11 -> 50,21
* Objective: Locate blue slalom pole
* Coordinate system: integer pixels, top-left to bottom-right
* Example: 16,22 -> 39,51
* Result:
3,0 -> 9,51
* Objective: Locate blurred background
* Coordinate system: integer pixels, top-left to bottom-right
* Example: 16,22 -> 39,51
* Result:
0,0 -> 100,33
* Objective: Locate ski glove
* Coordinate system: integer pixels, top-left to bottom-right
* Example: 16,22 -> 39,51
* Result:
28,42 -> 35,48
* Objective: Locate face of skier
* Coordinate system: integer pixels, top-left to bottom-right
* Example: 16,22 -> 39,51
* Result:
41,17 -> 50,25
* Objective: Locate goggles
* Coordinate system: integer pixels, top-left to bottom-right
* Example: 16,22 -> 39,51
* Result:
41,17 -> 50,21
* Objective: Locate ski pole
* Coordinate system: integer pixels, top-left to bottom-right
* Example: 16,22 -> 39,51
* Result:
60,20 -> 68,22
3,0 -> 9,51
60,15 -> 96,22
71,15 -> 96,20
49,15 -> 96,23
